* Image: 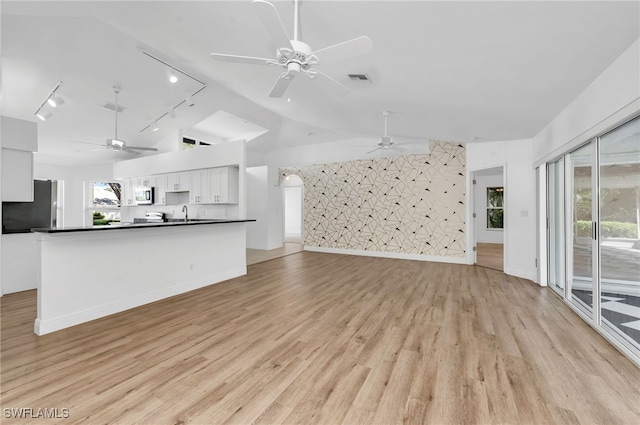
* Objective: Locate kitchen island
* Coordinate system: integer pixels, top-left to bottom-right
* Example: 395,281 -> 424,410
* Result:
32,219 -> 254,335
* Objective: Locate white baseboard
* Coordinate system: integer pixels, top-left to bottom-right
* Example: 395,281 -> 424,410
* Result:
34,268 -> 246,335
304,246 -> 468,264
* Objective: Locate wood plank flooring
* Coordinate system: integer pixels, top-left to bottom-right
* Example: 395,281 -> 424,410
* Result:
246,243 -> 303,266
2,252 -> 639,425
475,243 -> 504,272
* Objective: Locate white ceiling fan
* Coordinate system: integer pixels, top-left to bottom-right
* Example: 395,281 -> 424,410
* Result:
211,0 -> 373,98
71,87 -> 158,155
367,111 -> 429,155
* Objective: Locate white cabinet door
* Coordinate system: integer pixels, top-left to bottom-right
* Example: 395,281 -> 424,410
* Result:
1,149 -> 34,202
210,167 -> 239,204
154,175 -> 167,205
190,170 -> 211,204
121,178 -> 136,206
166,172 -> 190,192
136,176 -> 155,188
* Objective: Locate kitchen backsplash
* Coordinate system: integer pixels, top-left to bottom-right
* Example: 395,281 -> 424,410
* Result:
121,203 -> 238,222
279,141 -> 466,258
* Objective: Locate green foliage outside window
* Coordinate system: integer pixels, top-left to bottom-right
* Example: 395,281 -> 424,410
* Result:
487,187 -> 504,229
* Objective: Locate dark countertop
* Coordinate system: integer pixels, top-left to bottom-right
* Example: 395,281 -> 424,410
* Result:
32,219 -> 255,234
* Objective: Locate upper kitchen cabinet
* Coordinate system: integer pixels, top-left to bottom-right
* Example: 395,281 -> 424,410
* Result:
1,116 -> 38,202
210,167 -> 239,204
154,175 -> 167,205
120,178 -> 136,206
190,169 -> 211,204
166,172 -> 190,192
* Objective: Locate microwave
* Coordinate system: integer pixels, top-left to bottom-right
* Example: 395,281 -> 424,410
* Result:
135,187 -> 154,205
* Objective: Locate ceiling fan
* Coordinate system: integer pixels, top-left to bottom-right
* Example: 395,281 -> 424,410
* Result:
367,111 -> 429,155
367,111 -> 406,154
210,0 -> 373,98
71,87 -> 158,155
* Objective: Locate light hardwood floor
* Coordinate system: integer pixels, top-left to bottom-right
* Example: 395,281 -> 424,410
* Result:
476,242 -> 504,272
246,243 -> 303,266
2,252 -> 639,424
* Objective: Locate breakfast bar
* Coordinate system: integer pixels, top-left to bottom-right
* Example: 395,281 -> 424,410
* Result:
32,219 -> 254,335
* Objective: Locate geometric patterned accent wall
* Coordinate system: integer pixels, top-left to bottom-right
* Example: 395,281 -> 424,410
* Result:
279,141 -> 466,258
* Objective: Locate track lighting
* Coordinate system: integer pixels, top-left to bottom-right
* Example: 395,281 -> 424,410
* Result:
34,81 -> 63,122
138,50 -> 208,134
167,68 -> 178,84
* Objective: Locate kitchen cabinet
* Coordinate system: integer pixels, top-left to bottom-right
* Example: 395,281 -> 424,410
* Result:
190,169 -> 211,204
154,174 -> 167,205
136,176 -> 155,188
121,178 -> 136,206
166,172 -> 190,192
1,149 -> 33,202
1,116 -> 38,202
210,167 -> 239,204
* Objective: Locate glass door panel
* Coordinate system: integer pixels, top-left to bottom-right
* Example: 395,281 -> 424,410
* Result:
567,142 -> 595,319
547,159 -> 565,294
598,116 -> 640,352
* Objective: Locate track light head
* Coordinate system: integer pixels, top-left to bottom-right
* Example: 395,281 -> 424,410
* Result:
151,121 -> 159,132
47,96 -> 64,107
167,68 -> 178,84
36,112 -> 52,121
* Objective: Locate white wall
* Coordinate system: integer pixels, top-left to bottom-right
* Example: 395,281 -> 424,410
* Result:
474,173 -> 504,244
533,38 -> 640,164
467,139 -> 537,281
246,166 -> 269,249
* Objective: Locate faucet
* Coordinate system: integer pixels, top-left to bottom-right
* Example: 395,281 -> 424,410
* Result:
181,205 -> 188,222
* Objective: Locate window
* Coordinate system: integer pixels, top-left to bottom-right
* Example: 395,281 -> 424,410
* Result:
91,182 -> 121,225
487,187 -> 504,229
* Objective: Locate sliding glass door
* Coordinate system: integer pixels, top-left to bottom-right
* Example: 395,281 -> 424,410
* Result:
567,142 -> 596,320
598,117 -> 640,352
547,159 -> 565,294
547,115 -> 640,362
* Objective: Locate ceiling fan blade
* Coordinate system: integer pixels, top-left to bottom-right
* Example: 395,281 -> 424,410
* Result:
311,36 -> 373,65
309,69 -> 351,96
366,147 -> 382,154
69,140 -> 103,146
269,73 -> 294,98
390,145 -> 407,152
123,148 -> 141,155
210,52 -> 276,66
251,0 -> 294,51
126,146 -> 159,152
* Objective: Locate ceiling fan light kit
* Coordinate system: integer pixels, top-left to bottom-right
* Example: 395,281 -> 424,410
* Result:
34,81 -> 63,122
211,0 -> 373,98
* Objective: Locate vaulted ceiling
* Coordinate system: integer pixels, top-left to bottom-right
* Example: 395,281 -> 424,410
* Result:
2,1 -> 639,166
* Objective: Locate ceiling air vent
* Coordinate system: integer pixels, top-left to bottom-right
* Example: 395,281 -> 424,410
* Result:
102,102 -> 125,113
347,73 -> 371,82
